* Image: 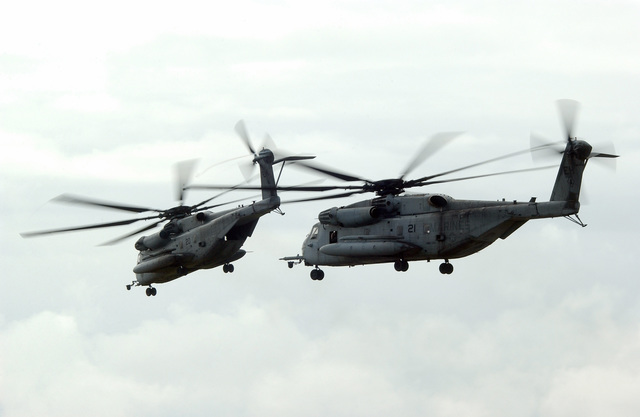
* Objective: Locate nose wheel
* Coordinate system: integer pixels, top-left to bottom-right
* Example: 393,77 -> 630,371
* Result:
125,281 -> 158,296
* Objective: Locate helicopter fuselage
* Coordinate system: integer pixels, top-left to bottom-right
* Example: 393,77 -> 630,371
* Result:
133,196 -> 280,285
296,193 -> 577,268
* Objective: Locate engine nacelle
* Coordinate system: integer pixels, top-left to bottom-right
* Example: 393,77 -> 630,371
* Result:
318,206 -> 381,227
135,221 -> 182,251
134,233 -> 170,251
428,194 -> 449,208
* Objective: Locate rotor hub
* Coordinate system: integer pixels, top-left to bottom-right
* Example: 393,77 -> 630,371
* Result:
572,139 -> 592,160
256,149 -> 275,165
163,205 -> 193,219
367,178 -> 406,196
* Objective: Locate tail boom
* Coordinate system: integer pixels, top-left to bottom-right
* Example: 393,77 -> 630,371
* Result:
549,139 -> 592,211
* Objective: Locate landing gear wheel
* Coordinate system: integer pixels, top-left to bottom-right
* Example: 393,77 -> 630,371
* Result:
394,260 -> 409,272
145,287 -> 157,296
310,268 -> 324,281
223,263 -> 235,273
439,262 -> 454,275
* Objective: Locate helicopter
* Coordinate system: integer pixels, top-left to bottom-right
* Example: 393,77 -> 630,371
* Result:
21,121 -> 313,296
275,100 -> 619,280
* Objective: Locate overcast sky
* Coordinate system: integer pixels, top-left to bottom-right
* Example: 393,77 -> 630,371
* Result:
2,1 -> 640,416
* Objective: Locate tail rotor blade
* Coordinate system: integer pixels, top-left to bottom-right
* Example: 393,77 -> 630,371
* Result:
175,159 -> 198,203
235,120 -> 256,155
590,152 -> 619,159
236,120 -> 259,178
557,99 -> 580,142
239,161 -> 256,181
263,133 -> 276,153
588,141 -> 619,171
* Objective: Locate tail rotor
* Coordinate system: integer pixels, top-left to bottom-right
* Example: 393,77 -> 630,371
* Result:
531,99 -> 619,167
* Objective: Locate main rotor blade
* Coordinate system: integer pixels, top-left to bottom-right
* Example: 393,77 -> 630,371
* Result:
282,190 -> 369,204
192,189 -> 236,208
190,176 -> 264,210
190,179 -> 251,209
175,159 -> 198,203
400,132 -> 462,179
410,144 -> 558,185
98,219 -> 165,246
235,119 -> 256,155
557,99 -> 580,141
293,160 -> 369,183
196,194 -> 263,211
52,194 -> 161,214
416,165 -> 556,187
187,184 -> 361,192
20,215 -> 161,238
530,132 -> 564,162
195,154 -> 251,178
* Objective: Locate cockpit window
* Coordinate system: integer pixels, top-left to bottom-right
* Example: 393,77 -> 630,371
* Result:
309,225 -> 319,239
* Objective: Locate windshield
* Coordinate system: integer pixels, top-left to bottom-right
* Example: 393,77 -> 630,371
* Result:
309,225 -> 319,239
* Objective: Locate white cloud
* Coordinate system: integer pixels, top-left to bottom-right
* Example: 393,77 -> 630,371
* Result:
2,288 -> 640,416
541,366 -> 640,417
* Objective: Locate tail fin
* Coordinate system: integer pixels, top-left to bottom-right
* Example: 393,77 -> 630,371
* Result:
255,149 -> 317,200
549,139 -> 592,210
255,149 -> 278,200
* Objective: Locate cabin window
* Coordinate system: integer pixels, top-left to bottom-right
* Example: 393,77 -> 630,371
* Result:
329,230 -> 338,243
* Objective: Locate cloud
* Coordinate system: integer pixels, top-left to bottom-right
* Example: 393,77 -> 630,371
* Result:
3,284 -> 640,416
541,365 -> 640,417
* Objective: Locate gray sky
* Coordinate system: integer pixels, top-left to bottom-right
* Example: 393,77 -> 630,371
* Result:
2,1 -> 640,416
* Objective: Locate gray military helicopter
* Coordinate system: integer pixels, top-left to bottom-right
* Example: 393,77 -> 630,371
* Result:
276,100 -> 618,280
21,121 -> 313,295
